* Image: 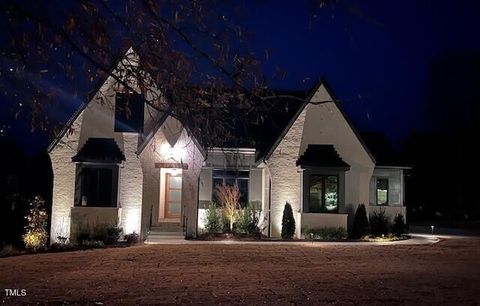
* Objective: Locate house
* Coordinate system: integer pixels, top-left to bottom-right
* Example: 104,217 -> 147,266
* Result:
48,50 -> 408,243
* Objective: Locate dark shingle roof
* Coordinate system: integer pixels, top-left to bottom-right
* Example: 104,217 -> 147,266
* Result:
361,132 -> 409,168
72,138 -> 125,163
296,144 -> 350,169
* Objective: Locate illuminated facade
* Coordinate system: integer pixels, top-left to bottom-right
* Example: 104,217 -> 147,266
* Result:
49,51 -> 408,243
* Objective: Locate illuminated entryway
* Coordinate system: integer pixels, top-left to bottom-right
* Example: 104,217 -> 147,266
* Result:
159,168 -> 183,222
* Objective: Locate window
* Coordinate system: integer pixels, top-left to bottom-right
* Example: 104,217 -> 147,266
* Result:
212,169 -> 249,206
114,93 -> 145,133
75,165 -> 118,207
308,175 -> 339,213
376,178 -> 389,205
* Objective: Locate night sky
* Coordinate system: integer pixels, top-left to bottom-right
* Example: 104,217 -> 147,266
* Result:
1,0 -> 480,153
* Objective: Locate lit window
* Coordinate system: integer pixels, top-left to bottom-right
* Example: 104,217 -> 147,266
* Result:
376,178 -> 389,205
308,175 -> 338,213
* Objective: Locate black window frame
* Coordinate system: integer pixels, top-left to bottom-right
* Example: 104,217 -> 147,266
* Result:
74,163 -> 119,208
307,174 -> 340,213
212,169 -> 249,207
376,178 -> 389,206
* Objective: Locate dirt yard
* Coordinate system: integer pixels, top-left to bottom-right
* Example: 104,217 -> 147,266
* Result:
1,238 -> 479,305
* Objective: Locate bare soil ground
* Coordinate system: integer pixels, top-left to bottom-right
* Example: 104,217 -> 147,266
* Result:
1,238 -> 479,305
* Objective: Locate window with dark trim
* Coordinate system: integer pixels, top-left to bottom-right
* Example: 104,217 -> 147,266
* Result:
114,93 -> 145,133
74,164 -> 119,207
376,178 -> 389,205
308,175 -> 339,213
212,169 -> 249,206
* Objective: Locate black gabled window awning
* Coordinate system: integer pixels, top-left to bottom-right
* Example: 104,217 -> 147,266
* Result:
72,138 -> 125,163
296,144 -> 350,169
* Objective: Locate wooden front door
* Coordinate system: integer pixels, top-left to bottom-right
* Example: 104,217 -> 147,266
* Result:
164,173 -> 182,219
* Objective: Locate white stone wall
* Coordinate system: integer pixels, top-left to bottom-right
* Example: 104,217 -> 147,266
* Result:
119,134 -> 143,235
267,108 -> 306,238
49,113 -> 84,243
49,51 -> 146,242
266,84 -> 376,238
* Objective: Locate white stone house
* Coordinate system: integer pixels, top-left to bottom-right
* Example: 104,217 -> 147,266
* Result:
48,52 -> 408,242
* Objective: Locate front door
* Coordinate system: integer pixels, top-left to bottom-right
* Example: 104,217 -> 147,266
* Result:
164,173 -> 182,219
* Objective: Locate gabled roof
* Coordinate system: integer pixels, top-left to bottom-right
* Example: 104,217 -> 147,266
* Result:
72,138 -> 125,163
258,78 -> 375,164
47,49 -> 130,153
296,144 -> 350,169
47,46 -> 374,165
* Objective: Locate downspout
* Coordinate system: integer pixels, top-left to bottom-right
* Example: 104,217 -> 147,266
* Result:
268,178 -> 272,238
263,157 -> 272,239
195,176 -> 200,238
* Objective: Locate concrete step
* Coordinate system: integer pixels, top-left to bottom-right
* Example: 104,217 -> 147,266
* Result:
146,232 -> 185,244
151,222 -> 183,232
148,231 -> 184,237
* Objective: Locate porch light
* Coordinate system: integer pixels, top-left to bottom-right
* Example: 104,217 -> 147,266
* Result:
160,143 -> 186,162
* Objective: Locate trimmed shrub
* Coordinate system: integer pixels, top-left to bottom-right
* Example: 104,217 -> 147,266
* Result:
352,204 -> 370,239
303,227 -> 347,240
81,240 -> 105,248
124,232 -> 141,244
204,203 -> 222,233
281,202 -> 296,239
236,202 -> 261,235
370,209 -> 389,236
92,224 -> 122,245
392,214 -> 408,237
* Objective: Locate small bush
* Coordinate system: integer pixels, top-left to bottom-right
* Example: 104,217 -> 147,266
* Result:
22,196 -> 48,250
236,202 -> 261,235
81,240 -> 105,248
74,230 -> 90,244
352,204 -> 370,239
303,227 -> 347,240
124,232 -> 141,244
50,242 -> 76,252
392,214 -> 408,237
281,202 -> 296,239
370,209 -> 389,236
56,236 -> 69,245
204,203 -> 223,233
91,224 -> 123,245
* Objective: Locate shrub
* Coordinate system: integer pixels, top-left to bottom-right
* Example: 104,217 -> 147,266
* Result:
215,184 -> 240,231
92,224 -> 122,245
81,240 -> 105,248
392,214 -> 408,237
236,202 -> 261,235
124,232 -> 141,244
74,229 -> 90,244
22,196 -> 48,250
303,227 -> 347,240
352,204 -> 370,239
370,209 -> 389,236
281,202 -> 296,239
204,202 -> 223,233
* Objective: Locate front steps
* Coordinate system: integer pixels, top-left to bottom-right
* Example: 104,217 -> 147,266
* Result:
146,222 -> 185,244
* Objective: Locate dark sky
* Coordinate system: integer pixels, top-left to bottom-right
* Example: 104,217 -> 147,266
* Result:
1,0 -> 480,154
